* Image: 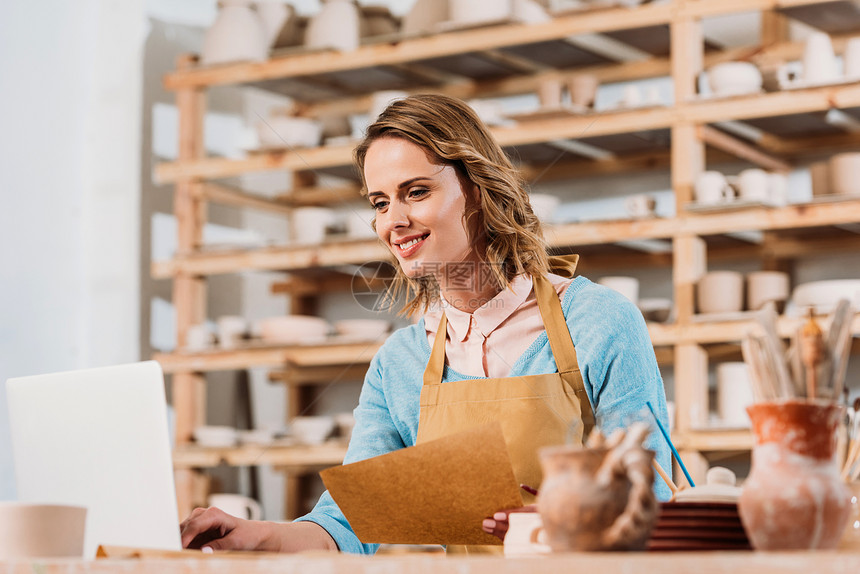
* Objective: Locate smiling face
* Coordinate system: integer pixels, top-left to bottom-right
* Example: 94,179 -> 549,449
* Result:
364,137 -> 483,281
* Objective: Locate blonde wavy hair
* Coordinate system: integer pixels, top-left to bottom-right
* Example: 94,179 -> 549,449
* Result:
354,93 -> 550,316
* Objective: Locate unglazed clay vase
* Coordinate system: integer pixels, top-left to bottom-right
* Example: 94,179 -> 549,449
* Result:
537,424 -> 658,551
305,0 -> 361,52
201,0 -> 268,65
739,400 -> 850,550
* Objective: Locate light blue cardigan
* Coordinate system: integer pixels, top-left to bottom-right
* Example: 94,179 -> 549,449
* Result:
295,276 -> 672,554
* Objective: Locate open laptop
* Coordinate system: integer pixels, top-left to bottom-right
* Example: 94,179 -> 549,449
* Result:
7,361 -> 181,557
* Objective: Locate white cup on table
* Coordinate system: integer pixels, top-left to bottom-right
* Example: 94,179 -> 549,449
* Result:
694,171 -> 734,205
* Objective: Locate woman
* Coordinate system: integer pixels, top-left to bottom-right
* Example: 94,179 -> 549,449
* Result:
180,94 -> 672,554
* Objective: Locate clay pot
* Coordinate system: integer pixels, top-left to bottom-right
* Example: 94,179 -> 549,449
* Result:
739,400 -> 851,550
256,1 -> 302,50
537,433 -> 657,551
201,0 -> 268,65
746,270 -> 789,312
305,0 -> 361,52
696,271 -> 743,314
402,0 -> 449,36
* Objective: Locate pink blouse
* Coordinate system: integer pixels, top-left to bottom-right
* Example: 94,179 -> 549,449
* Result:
423,274 -> 572,378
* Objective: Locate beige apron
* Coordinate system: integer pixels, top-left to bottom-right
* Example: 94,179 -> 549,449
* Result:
416,256 -> 596,554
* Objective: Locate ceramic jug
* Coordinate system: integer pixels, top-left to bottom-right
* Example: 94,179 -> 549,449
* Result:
739,400 -> 850,550
537,424 -> 658,551
201,0 -> 268,65
305,0 -> 361,52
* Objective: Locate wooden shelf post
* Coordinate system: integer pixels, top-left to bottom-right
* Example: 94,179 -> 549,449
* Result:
172,54 -> 209,519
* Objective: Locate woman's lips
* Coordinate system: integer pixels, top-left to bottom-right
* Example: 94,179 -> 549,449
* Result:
394,234 -> 428,258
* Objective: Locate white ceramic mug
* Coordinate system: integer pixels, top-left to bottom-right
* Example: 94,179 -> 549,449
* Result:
186,323 -> 215,351
747,271 -> 790,311
716,362 -> 754,427
625,194 -> 657,218
503,512 -> 551,557
290,207 -> 336,245
217,315 -> 247,349
694,171 -> 734,205
370,90 -> 408,120
844,37 -> 860,79
803,32 -> 838,84
208,494 -> 262,521
696,271 -> 744,314
598,276 -> 639,304
345,208 -> 377,239
768,173 -> 788,206
737,168 -> 771,202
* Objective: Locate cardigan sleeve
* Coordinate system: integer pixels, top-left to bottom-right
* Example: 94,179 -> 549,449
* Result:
292,349 -> 407,554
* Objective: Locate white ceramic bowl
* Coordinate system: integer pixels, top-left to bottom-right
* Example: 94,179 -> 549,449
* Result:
291,416 -> 336,445
637,297 -> 672,323
334,319 -> 391,339
256,116 -> 323,149
707,62 -> 763,96
258,315 -> 331,344
193,425 -> 238,448
598,276 -> 640,304
791,279 -> 860,314
0,503 -> 87,559
238,429 -> 274,446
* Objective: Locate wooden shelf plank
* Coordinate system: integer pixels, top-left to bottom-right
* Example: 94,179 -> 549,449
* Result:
673,429 -> 753,451
172,442 -> 347,469
155,82 -> 860,184
152,198 -> 860,278
162,4 -> 676,91
155,340 -> 382,374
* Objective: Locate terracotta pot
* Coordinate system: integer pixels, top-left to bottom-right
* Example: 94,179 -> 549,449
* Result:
201,0 -> 268,65
305,0 -> 361,52
537,439 -> 657,551
739,400 -> 851,550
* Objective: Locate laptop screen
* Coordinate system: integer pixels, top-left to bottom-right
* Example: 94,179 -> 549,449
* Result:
7,361 -> 181,556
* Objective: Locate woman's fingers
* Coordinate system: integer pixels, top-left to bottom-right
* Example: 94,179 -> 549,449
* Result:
180,507 -> 237,549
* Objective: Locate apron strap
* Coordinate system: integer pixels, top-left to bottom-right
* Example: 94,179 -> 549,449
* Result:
423,313 -> 448,387
532,274 -> 579,376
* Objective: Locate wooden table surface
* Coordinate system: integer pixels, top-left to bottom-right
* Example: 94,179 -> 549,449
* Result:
4,551 -> 860,573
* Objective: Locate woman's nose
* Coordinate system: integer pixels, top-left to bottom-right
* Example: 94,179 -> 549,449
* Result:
379,201 -> 409,232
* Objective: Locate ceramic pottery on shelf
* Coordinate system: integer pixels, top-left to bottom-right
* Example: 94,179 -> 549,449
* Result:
739,399 -> 850,550
537,423 -> 658,552
201,0 -> 268,65
305,0 -> 361,52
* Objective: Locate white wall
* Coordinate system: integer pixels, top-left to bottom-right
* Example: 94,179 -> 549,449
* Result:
0,0 -> 144,499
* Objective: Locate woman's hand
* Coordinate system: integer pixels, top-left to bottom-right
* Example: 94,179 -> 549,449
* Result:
180,507 -> 276,552
481,504 -> 537,541
180,507 -> 338,553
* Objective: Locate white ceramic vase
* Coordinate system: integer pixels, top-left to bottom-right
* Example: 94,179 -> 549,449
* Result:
402,0 -> 449,36
450,0 -> 513,26
306,0 -> 361,52
202,0 -> 268,65
256,1 -> 301,50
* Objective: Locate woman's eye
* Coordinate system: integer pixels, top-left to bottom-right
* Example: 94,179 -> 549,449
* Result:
371,200 -> 388,211
409,187 -> 429,198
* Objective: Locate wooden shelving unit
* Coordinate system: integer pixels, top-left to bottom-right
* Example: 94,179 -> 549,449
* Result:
156,0 -> 860,517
